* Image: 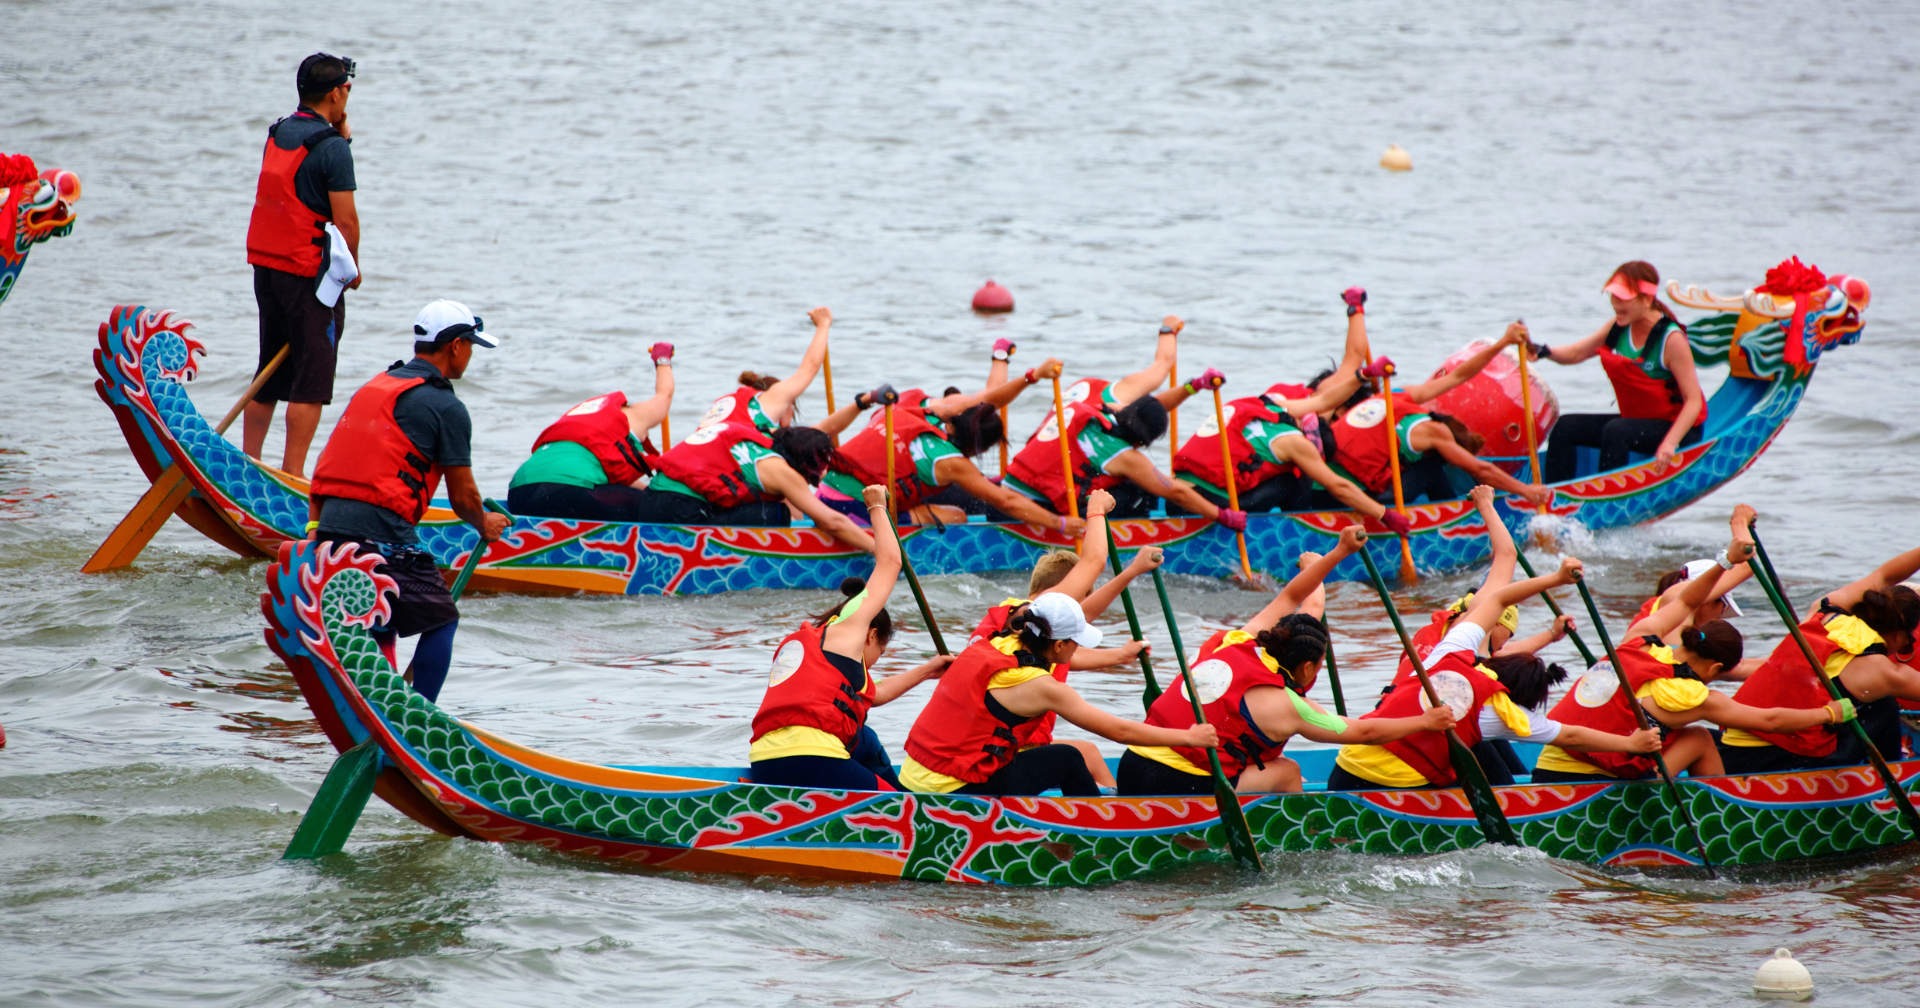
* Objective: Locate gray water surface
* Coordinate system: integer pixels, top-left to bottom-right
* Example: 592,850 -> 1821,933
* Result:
4,1 -> 1919,1004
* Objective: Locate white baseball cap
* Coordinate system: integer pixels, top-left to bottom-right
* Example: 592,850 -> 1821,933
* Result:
413,300 -> 495,348
1028,593 -> 1103,648
1681,559 -> 1744,617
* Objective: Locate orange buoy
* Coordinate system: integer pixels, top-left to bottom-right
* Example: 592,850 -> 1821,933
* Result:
971,280 -> 1014,314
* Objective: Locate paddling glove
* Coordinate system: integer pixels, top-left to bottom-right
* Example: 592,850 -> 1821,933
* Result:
649,342 -> 675,365
992,338 -> 1016,361
1359,356 -> 1394,380
1184,368 -> 1226,393
1343,286 -> 1367,315
1382,511 -> 1412,536
856,384 -> 899,410
1216,508 -> 1248,532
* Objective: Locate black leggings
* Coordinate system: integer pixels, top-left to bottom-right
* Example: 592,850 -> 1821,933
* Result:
750,726 -> 903,791
1168,472 -> 1311,516
630,487 -> 792,526
507,481 -> 651,522
1529,766 -> 1637,785
957,743 -> 1099,797
1115,749 -> 1216,795
1543,414 -> 1702,482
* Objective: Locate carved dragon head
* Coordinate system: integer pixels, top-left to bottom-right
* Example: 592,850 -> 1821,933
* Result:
1667,257 -> 1868,381
0,153 -> 82,309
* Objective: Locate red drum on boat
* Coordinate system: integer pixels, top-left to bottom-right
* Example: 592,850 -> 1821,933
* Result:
971,279 -> 1014,314
1425,341 -> 1559,477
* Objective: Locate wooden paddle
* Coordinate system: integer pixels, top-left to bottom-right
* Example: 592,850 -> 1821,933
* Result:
822,345 -> 838,446
1568,571 -> 1717,874
1515,336 -> 1554,547
1512,551 -> 1599,667
1210,388 -> 1256,582
660,413 -> 671,451
998,405 -> 1009,478
84,345 -> 291,573
1377,373 -> 1419,584
1050,375 -> 1080,524
449,499 -> 511,602
1102,522 -> 1162,709
1746,521 -> 1920,840
1354,542 -> 1519,846
1148,566 -> 1263,871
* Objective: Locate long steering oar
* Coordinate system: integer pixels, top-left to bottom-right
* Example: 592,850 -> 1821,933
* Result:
1377,372 -> 1419,584
84,345 -> 291,572
449,499 -> 512,601
1210,387 -> 1257,582
1746,521 -> 1920,840
1103,523 -> 1163,709
1050,375 -> 1080,529
1354,543 -> 1519,846
1567,572 -> 1716,875
1513,551 -> 1599,667
1148,567 -> 1262,870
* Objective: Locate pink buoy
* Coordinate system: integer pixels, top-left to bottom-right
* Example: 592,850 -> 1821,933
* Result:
971,280 -> 1014,314
1426,341 -> 1559,477
0,719 -> 7,748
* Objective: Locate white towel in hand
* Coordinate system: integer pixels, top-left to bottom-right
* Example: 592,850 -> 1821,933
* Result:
316,223 -> 358,307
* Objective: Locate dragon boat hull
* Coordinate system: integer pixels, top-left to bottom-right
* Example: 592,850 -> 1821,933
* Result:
265,539 -> 1917,884
104,271 -> 1866,595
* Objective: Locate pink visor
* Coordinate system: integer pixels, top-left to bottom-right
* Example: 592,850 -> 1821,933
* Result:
1604,276 -> 1660,300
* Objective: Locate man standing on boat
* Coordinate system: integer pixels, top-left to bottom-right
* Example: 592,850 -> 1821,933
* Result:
308,301 -> 507,703
242,52 -> 361,478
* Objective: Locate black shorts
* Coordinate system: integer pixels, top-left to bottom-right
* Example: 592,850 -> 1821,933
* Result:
254,264 -> 344,405
316,534 -> 457,637
1116,749 -> 1216,795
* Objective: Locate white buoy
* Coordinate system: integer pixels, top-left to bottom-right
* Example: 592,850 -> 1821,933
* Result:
1752,948 -> 1813,1001
1380,144 -> 1412,171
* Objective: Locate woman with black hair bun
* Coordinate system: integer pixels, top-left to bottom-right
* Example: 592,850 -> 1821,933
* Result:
1533,504 -> 1850,783
1716,543 -> 1920,774
1119,526 -> 1457,796
818,356 -> 1086,533
898,592 -> 1217,797
629,417 -> 878,551
748,485 -> 955,792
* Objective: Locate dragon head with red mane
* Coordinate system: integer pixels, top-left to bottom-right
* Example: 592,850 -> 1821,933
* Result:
1,152 -> 82,310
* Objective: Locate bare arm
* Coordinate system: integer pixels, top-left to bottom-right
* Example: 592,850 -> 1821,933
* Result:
758,308 -> 833,423
810,399 -> 871,438
930,359 -> 1063,416
1416,423 -> 1549,505
993,675 -> 1218,748
1654,331 -> 1707,467
1498,615 -> 1572,656
1826,545 -> 1920,612
1041,490 -> 1113,601
1243,526 -> 1364,634
329,190 -> 360,289
1553,724 -> 1661,754
822,486 -> 900,656
941,458 -> 1086,538
1068,640 -> 1152,670
1485,554 -> 1581,616
622,361 -> 675,435
442,466 -> 508,542
1405,323 -> 1527,403
1080,546 -> 1162,622
1653,690 -> 1839,733
1107,451 -> 1221,519
1277,438 -> 1386,520
1108,316 -> 1182,405
872,654 -> 954,705
1535,320 -> 1615,366
757,458 -> 876,553
1243,685 -> 1454,746
1628,505 -> 1755,639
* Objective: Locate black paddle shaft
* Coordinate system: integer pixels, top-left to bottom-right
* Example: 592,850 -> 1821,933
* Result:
1102,523 -> 1162,708
1513,551 -> 1599,667
1354,545 -> 1520,847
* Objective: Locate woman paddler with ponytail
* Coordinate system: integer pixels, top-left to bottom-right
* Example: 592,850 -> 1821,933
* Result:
817,357 -> 1088,533
1117,526 -> 1458,796
506,341 -> 676,522
699,307 -> 836,434
1714,545 -> 1920,774
898,592 -> 1218,798
1531,505 -> 1854,783
1532,262 -> 1709,480
1328,487 -> 1661,792
748,485 -> 956,791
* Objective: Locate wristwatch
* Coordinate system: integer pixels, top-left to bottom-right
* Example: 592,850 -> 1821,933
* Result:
992,347 -> 1013,361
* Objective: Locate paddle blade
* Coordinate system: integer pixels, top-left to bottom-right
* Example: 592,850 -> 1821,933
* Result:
1214,780 -> 1263,871
1396,535 -> 1419,585
1446,735 -> 1519,847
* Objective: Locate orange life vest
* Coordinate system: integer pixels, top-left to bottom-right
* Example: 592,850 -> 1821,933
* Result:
904,637 -> 1050,784
1145,630 -> 1292,778
750,621 -> 875,747
652,421 -> 779,509
530,391 -> 658,485
310,370 -> 442,526
244,113 -> 337,277
1327,392 -> 1429,494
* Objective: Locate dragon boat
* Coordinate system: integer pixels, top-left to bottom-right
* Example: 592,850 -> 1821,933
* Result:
102,263 -> 1868,595
0,153 -> 80,309
266,538 -> 1918,882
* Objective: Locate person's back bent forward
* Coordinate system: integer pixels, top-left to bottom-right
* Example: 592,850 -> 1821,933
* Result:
308,300 -> 507,702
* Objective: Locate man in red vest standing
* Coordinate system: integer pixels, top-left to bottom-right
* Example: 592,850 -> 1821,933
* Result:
308,301 -> 507,702
243,52 -> 361,478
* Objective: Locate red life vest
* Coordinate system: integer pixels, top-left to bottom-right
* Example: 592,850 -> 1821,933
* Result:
1544,638 -> 1682,778
530,391 -> 659,485
1327,392 -> 1429,494
1730,612 -> 1868,757
1265,381 -> 1312,401
1392,610 -> 1457,685
698,387 -> 774,433
831,389 -> 949,509
311,371 -> 442,525
967,602 -> 1069,749
1631,595 -> 1660,626
1597,318 -> 1706,425
652,421 -> 778,509
1007,397 -> 1119,514
904,637 -> 1050,784
1172,395 -> 1297,490
244,114 -> 337,278
1025,377 -> 1113,443
750,621 -> 875,747
1365,650 -> 1506,786
1145,630 -> 1293,778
